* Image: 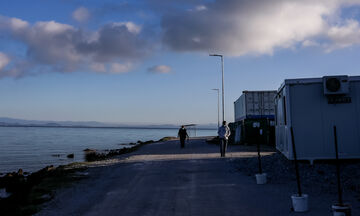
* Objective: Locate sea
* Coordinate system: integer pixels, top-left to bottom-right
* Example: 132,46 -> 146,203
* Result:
0,126 -> 216,174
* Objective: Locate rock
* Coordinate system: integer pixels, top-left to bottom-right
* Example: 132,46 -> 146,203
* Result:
158,136 -> 176,142
2,172 -> 26,193
17,169 -> 23,176
5,172 -> 14,178
0,188 -> 11,199
85,151 -> 106,162
83,148 -> 96,152
27,165 -> 56,186
67,154 -> 74,159
45,165 -> 55,172
40,193 -> 52,201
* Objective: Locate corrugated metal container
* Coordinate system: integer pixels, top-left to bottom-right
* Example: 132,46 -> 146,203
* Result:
234,91 -> 277,121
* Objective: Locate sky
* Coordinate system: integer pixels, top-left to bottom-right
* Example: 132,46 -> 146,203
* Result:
1,0 -> 360,125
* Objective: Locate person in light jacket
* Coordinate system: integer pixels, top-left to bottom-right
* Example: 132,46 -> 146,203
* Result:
218,121 -> 231,157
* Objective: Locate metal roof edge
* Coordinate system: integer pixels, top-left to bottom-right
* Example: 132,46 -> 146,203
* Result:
277,75 -> 360,93
284,77 -> 322,85
235,90 -> 277,103
242,90 -> 277,93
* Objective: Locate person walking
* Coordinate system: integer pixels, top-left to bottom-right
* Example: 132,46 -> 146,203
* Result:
178,125 -> 189,148
218,121 -> 231,157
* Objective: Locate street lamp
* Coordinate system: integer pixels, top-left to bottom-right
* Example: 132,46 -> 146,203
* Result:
209,54 -> 225,122
211,88 -> 220,128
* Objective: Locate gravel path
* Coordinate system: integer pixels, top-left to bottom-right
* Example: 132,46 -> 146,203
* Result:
37,138 -> 360,216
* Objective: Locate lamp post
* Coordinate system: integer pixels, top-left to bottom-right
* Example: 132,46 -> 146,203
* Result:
209,54 -> 225,122
211,88 -> 220,128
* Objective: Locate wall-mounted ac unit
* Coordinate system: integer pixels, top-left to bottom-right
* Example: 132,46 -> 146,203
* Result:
323,75 -> 349,95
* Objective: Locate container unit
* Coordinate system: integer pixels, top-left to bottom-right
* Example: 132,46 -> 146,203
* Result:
275,75 -> 360,162
234,91 -> 277,145
234,91 -> 277,121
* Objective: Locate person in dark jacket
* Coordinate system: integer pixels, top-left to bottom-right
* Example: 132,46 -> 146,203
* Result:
178,125 -> 189,148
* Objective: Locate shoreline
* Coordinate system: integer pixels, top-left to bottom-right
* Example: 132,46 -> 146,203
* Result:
1,136 -> 178,175
0,125 -> 217,130
0,136 -> 179,176
0,136 -> 177,215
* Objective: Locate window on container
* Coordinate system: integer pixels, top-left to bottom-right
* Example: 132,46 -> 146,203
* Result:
282,96 -> 287,125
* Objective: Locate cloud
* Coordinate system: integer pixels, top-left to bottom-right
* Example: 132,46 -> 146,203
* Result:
110,62 -> 133,73
161,0 -> 360,56
113,22 -> 142,35
0,52 -> 10,71
90,62 -> 106,73
76,22 -> 148,62
326,19 -> 360,51
188,5 -> 207,12
72,7 -> 90,22
195,5 -> 207,11
3,1 -> 360,79
0,15 -> 151,78
302,40 -> 320,47
148,65 -> 172,74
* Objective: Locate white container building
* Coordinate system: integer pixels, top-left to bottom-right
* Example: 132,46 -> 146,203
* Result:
275,75 -> 360,163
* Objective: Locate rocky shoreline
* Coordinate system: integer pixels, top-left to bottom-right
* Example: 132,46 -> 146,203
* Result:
0,136 -> 176,216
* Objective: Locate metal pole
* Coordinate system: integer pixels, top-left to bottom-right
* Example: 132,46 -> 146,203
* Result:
333,126 -> 343,205
257,129 -> 263,174
290,127 -> 302,196
221,55 -> 225,122
212,89 -> 220,128
217,89 -> 220,128
209,54 -> 225,122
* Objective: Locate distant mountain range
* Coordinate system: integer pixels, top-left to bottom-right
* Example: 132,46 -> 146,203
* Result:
0,117 -> 217,129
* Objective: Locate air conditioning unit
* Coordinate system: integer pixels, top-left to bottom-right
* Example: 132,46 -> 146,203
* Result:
323,75 -> 349,95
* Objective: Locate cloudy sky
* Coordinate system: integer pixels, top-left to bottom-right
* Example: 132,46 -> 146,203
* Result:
1,0 -> 360,124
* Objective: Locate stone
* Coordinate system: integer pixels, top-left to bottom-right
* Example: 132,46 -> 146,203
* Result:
17,169 -> 23,176
0,188 -> 11,199
83,148 -> 96,153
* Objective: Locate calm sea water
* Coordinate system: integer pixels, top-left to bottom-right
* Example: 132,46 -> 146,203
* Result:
0,127 -> 216,174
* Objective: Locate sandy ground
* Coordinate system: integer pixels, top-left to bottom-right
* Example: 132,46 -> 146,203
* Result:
36,138 -> 359,216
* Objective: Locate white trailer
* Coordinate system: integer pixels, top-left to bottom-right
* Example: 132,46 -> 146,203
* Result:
275,75 -> 360,163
